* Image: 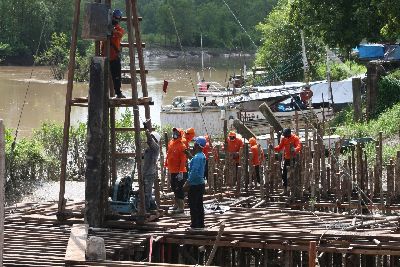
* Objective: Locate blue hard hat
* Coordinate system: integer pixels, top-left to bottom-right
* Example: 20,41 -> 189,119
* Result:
113,9 -> 123,18
195,136 -> 207,148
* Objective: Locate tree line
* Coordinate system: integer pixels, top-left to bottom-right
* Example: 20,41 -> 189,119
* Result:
0,0 -> 277,62
255,0 -> 400,82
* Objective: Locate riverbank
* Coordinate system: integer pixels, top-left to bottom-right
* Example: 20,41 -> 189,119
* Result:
1,46 -> 255,66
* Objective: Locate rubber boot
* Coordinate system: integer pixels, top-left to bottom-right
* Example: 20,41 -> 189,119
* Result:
173,199 -> 184,214
171,198 -> 178,211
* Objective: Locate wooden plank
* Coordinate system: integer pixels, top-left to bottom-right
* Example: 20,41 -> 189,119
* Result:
0,119 -> 5,267
121,69 -> 149,74
59,0 -> 81,216
65,224 -> 88,264
121,42 -> 146,48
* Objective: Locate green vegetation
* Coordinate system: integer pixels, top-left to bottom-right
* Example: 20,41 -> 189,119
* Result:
4,109 -> 170,203
315,61 -> 367,81
256,0 -> 400,82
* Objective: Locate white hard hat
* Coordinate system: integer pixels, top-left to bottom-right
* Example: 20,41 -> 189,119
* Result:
151,131 -> 161,143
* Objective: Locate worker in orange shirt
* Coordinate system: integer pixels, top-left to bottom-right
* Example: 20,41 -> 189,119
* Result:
165,128 -> 187,213
227,131 -> 243,184
249,137 -> 264,185
101,9 -> 125,98
270,128 -> 302,193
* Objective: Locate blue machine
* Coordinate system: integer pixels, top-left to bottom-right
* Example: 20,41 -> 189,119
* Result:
357,44 -> 385,59
109,176 -> 138,214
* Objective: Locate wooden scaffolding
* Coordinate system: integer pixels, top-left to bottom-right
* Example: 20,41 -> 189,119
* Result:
57,0 -> 153,223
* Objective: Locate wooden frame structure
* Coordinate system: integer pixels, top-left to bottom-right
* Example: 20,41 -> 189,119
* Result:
57,0 -> 154,223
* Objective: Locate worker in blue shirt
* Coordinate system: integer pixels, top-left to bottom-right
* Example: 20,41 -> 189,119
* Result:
184,136 -> 206,230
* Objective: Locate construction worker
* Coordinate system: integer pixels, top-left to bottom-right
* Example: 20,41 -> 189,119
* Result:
101,9 -> 125,98
226,131 -> 243,185
249,137 -> 264,185
270,128 -> 302,193
184,136 -> 207,230
183,128 -> 196,149
165,128 -> 187,213
227,131 -> 244,165
142,124 -> 160,212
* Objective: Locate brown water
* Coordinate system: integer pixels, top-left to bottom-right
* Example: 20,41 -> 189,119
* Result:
0,55 -> 253,136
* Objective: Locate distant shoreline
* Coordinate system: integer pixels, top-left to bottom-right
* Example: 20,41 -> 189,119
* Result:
1,45 -> 256,66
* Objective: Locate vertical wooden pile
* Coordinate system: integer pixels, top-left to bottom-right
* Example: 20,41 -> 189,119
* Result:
85,57 -> 109,227
0,119 -> 5,266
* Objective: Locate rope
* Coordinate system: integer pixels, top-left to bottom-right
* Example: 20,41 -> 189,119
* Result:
11,17 -> 47,151
167,3 -> 210,136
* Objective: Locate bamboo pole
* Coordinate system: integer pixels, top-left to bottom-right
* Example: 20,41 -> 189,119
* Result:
126,0 -> 145,218
58,0 -> 81,216
0,119 -> 5,266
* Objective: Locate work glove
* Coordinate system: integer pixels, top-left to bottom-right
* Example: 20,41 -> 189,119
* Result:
176,172 -> 184,181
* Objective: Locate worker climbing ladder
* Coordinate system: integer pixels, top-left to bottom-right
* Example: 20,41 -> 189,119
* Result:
58,0 -> 153,222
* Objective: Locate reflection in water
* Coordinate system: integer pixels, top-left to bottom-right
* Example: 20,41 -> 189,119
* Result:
0,55 -> 253,136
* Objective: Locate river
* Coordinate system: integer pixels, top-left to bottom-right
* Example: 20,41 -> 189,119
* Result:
0,54 -> 253,137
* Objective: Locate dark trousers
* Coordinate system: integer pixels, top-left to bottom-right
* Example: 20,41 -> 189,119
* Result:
188,184 -> 205,228
282,159 -> 295,187
171,173 -> 186,200
254,165 -> 260,184
110,58 -> 122,95
204,160 -> 209,180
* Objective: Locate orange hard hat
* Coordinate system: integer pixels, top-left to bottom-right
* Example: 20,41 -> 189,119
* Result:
228,131 -> 236,137
249,137 -> 257,146
185,128 -> 195,135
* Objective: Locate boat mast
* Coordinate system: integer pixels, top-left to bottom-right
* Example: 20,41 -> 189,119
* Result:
201,33 -> 205,81
300,30 -> 309,86
326,47 -> 334,106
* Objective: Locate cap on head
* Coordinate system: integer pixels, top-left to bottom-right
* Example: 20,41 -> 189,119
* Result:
185,127 -> 195,135
113,9 -> 122,18
194,136 -> 206,148
282,128 -> 291,137
151,132 -> 161,143
249,137 -> 257,146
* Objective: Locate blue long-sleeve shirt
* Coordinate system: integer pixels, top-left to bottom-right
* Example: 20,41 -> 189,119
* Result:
188,151 -> 206,185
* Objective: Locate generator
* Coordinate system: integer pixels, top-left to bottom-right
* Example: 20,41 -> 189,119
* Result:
108,176 -> 137,214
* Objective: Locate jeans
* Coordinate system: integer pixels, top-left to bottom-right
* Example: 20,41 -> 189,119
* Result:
171,173 -> 186,200
282,159 -> 295,187
188,184 -> 205,228
110,58 -> 122,95
144,174 -> 156,211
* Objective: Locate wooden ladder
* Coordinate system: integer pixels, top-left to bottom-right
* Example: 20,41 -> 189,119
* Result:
58,0 -> 152,217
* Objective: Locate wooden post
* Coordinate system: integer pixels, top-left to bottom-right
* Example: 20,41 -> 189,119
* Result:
352,77 -> 362,122
58,0 -> 81,216
259,103 -> 283,138
0,120 -> 5,266
308,241 -> 317,267
395,151 -> 400,199
387,160 -> 395,205
126,0 -> 145,218
366,62 -> 378,120
85,57 -> 109,227
232,119 -> 256,140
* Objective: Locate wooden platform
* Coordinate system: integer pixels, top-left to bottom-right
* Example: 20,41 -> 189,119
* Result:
4,196 -> 400,266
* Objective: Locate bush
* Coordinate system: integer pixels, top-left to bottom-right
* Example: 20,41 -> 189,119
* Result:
316,60 -> 366,81
34,32 -> 69,80
376,76 -> 400,116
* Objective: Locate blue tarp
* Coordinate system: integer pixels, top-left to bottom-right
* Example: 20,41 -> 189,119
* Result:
358,44 -> 385,59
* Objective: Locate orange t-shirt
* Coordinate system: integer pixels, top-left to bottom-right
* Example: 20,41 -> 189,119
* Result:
165,137 -> 187,173
101,24 -> 124,61
227,137 -> 243,163
250,144 -> 264,166
274,134 -> 302,159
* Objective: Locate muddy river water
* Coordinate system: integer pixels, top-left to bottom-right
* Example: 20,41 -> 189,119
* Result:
0,55 -> 253,137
